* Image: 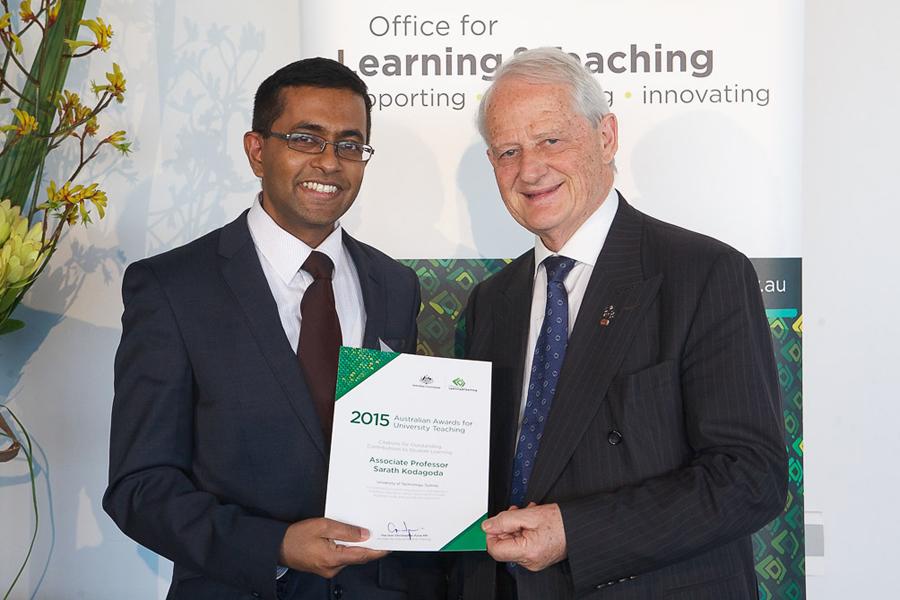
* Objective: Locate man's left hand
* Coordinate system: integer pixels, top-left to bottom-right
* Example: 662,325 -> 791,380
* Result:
482,503 -> 567,572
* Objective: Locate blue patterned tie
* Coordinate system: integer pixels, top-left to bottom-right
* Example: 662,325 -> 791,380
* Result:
509,255 -> 575,509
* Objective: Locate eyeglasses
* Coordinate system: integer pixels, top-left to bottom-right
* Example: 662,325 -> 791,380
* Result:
267,131 -> 375,163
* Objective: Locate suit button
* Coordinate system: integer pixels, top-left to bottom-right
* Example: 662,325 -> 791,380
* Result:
332,584 -> 343,599
607,430 -> 623,445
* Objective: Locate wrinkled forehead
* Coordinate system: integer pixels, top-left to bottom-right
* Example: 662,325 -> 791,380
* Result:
484,79 -> 584,142
487,77 -> 576,110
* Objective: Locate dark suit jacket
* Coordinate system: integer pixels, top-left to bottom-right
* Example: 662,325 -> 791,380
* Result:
453,195 -> 787,600
103,211 -> 444,600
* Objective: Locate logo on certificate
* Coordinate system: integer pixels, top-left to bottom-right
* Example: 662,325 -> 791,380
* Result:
450,377 -> 477,392
413,374 -> 440,389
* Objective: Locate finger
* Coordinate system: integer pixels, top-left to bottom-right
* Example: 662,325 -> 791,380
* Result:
486,535 -> 525,563
482,511 -> 508,534
320,518 -> 370,542
483,509 -> 530,535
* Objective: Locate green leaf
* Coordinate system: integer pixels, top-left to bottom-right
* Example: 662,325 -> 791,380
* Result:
0,0 -> 88,210
0,318 -> 25,335
0,286 -> 25,312
8,274 -> 39,290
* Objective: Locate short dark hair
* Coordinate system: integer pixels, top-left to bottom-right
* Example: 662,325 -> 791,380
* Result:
252,57 -> 372,141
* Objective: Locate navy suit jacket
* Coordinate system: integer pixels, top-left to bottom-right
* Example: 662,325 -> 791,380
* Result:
103,212 -> 443,600
453,196 -> 787,600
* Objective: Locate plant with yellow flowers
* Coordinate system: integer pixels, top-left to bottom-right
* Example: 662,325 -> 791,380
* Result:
1,1 -> 129,597
0,0 -> 129,337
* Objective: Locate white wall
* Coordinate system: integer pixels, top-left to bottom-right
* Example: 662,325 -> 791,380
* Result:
1,1 -> 897,598
0,2 -> 303,598
802,0 -> 900,597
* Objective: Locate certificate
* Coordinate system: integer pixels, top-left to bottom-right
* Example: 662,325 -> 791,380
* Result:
324,347 -> 490,551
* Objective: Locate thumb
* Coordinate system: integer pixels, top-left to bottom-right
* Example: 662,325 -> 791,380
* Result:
321,518 -> 370,542
482,509 -> 525,535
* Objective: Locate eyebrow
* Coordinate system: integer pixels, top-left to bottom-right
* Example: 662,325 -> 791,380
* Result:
489,129 -> 561,152
489,138 -> 520,149
289,121 -> 364,141
530,129 -> 562,139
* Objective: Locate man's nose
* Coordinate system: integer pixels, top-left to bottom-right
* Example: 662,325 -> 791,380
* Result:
518,148 -> 549,182
310,144 -> 342,172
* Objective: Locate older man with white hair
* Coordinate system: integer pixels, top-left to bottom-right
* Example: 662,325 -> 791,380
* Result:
452,47 -> 787,600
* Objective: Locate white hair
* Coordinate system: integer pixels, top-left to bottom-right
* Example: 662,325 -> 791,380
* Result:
477,47 -> 612,142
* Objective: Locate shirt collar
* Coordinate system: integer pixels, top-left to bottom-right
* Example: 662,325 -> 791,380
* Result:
534,186 -> 619,272
246,194 -> 345,284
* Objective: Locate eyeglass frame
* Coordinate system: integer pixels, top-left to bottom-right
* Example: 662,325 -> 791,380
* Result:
262,130 -> 375,163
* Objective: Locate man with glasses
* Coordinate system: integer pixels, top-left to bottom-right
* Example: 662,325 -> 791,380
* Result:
104,58 -> 443,600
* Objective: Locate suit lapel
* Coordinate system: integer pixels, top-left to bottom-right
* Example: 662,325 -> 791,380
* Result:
490,252 -> 535,510
342,232 -> 384,350
526,198 -> 662,503
217,212 -> 328,459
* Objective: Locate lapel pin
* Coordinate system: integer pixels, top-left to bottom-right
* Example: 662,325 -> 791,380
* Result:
600,305 -> 616,327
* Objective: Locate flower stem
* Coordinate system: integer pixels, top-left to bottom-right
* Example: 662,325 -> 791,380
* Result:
0,405 -> 39,600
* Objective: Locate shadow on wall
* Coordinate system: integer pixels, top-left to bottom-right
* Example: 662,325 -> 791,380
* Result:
0,304 -> 124,598
628,110 -> 768,242
0,239 -> 127,401
344,120 -> 463,257
1,6 -> 270,597
130,7 -> 265,258
457,142 -> 533,259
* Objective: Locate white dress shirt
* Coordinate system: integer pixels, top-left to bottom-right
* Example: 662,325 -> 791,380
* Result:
518,187 -> 619,426
246,196 -> 366,353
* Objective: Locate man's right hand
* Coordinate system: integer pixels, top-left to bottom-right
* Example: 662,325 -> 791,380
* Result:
279,518 -> 389,579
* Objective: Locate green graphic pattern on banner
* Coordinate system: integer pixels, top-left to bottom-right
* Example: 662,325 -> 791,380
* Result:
754,313 -> 805,600
402,259 -> 511,358
334,347 -> 399,401
402,258 -> 805,600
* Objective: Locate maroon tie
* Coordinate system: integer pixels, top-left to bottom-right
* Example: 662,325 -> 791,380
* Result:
298,251 -> 342,439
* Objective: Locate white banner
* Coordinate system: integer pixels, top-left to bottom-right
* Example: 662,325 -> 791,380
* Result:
300,0 -> 802,259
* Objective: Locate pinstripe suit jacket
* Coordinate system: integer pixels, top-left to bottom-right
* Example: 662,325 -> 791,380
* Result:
453,195 -> 787,600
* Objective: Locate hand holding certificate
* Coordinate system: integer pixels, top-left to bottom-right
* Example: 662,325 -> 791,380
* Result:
325,347 -> 490,551
279,517 -> 388,579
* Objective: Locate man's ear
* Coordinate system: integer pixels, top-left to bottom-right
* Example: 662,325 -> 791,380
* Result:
598,113 -> 618,165
244,131 -> 265,178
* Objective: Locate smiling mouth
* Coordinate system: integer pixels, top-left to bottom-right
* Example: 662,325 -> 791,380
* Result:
300,181 -> 340,195
522,183 -> 562,201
